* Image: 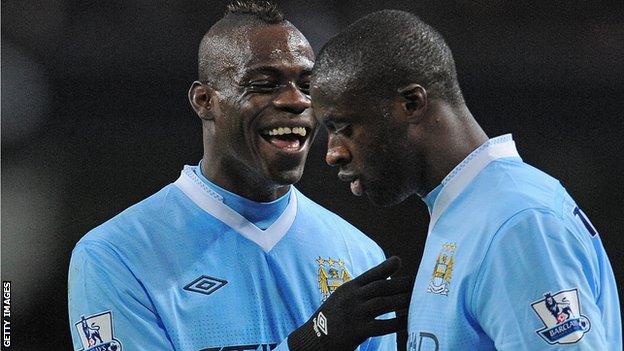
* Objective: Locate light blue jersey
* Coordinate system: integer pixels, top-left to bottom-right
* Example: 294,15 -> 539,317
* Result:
407,135 -> 621,350
68,165 -> 395,351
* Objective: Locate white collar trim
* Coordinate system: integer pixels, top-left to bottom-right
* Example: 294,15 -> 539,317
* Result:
429,134 -> 520,232
173,166 -> 297,252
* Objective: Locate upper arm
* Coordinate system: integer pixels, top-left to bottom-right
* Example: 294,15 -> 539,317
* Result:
470,209 -> 607,350
68,241 -> 174,350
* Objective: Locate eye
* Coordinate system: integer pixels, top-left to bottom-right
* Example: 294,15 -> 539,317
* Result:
248,80 -> 279,93
298,81 -> 311,95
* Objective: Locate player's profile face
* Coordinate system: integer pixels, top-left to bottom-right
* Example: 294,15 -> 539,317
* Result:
312,87 -> 419,206
213,24 -> 316,187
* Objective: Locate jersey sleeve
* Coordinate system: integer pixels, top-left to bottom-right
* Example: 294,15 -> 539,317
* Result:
470,208 -> 607,350
68,240 -> 174,350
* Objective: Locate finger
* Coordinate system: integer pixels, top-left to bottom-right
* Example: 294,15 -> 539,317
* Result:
395,307 -> 409,318
361,293 -> 412,318
353,256 -> 401,286
365,314 -> 409,337
360,275 -> 413,298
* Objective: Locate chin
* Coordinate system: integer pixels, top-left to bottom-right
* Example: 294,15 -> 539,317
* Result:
268,167 -> 304,186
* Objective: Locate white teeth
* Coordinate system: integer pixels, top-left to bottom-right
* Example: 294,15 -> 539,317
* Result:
262,127 -> 307,137
295,127 -> 307,137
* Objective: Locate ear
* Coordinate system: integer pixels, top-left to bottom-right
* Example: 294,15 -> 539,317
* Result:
188,81 -> 216,121
397,83 -> 427,124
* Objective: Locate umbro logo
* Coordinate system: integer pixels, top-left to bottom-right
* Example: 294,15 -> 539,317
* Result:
184,275 -> 228,296
313,311 -> 328,337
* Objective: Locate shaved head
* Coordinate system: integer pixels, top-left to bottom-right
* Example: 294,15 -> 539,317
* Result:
313,9 -> 463,106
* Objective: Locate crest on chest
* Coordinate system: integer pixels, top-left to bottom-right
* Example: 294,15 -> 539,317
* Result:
316,257 -> 351,301
427,242 -> 456,296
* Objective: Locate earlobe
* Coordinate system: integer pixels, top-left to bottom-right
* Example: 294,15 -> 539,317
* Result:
188,81 -> 215,121
397,83 -> 427,123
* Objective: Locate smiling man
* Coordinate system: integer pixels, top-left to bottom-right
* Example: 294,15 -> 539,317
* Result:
67,2 -> 409,351
312,9 -> 621,351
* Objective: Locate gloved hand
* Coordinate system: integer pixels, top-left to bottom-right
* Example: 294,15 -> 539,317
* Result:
288,256 -> 411,351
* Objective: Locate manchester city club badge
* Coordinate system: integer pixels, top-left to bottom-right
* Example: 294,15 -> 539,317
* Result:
316,257 -> 351,301
531,288 -> 591,345
74,311 -> 123,351
427,243 -> 456,296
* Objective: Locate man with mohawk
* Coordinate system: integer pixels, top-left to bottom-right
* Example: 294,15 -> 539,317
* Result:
68,2 -> 410,350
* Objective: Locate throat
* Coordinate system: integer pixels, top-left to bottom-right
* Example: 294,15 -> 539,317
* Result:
222,188 -> 291,229
193,164 -> 291,229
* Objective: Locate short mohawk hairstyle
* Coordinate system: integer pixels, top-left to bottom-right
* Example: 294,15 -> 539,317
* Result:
197,1 -> 287,83
225,0 -> 284,24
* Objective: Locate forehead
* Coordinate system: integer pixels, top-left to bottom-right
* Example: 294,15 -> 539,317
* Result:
312,80 -> 369,121
243,24 -> 314,72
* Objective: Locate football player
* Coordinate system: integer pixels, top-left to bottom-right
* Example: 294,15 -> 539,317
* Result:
311,9 -> 621,350
68,2 -> 410,350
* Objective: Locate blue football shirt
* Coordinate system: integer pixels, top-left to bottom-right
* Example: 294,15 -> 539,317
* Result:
407,134 -> 621,350
68,165 -> 396,351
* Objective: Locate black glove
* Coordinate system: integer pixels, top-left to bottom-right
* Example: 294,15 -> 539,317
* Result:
288,256 -> 411,351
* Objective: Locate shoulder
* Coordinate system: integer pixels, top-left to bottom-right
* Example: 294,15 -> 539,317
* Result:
74,183 -> 184,259
478,160 -> 594,253
483,159 -> 563,212
481,208 -> 597,279
491,208 -> 571,247
458,159 -> 571,239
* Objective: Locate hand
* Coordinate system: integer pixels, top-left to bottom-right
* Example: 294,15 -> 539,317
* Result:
288,256 -> 412,351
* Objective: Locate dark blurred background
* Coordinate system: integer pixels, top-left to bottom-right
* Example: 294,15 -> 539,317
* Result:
1,0 -> 623,349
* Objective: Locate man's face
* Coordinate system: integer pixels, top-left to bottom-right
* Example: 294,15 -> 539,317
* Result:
312,86 -> 422,207
211,24 -> 316,188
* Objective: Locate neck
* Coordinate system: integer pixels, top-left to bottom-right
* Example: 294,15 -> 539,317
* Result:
201,153 -> 289,202
417,102 -> 488,197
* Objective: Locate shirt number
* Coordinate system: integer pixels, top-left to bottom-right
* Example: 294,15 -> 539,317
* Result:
573,206 -> 597,237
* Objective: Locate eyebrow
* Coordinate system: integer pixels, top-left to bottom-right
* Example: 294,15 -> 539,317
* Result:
241,65 -> 313,81
243,66 -> 282,78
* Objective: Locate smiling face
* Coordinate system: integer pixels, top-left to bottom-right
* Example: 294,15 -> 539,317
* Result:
190,23 -> 316,200
312,86 -> 423,207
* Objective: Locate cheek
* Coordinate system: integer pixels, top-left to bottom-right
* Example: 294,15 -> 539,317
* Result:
219,102 -> 254,141
368,131 -> 407,177
240,92 -> 273,110
237,96 -> 271,128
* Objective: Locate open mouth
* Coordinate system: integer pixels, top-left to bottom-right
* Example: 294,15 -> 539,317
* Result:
350,178 -> 363,196
339,173 -> 364,196
259,126 -> 310,151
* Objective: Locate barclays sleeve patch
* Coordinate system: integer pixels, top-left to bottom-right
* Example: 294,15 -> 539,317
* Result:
530,288 -> 591,345
74,311 -> 122,351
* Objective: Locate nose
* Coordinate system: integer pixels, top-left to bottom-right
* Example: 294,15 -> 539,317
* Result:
325,134 -> 351,166
273,83 -> 311,114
